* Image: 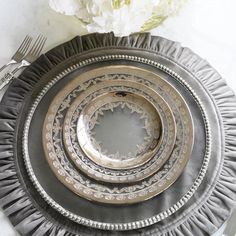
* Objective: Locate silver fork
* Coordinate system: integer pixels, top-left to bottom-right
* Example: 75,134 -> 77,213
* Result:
10,35 -> 47,74
0,35 -> 32,73
0,35 -> 47,90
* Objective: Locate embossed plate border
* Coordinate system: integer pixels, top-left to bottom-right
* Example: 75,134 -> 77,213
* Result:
42,68 -> 190,204
22,54 -> 211,231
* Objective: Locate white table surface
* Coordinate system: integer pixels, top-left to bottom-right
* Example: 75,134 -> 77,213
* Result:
0,0 -> 235,235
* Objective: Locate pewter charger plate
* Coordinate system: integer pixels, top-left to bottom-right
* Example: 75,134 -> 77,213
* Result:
23,45 -> 204,227
0,33 -> 236,236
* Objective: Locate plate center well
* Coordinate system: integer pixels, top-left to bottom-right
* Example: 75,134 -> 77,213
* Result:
77,92 -> 162,169
92,102 -> 151,160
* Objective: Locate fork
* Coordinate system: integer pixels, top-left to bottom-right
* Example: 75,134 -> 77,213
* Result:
0,35 -> 32,73
0,35 -> 47,90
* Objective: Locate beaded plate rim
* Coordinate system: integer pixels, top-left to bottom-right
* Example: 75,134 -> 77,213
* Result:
22,54 -> 211,231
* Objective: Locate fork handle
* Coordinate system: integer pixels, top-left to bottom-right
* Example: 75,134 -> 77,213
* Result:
0,60 -> 17,73
11,59 -> 30,74
0,73 -> 13,90
0,61 -> 30,90
0,69 -> 21,90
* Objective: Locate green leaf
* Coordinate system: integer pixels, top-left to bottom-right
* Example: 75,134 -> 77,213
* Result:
141,15 -> 167,32
112,0 -> 131,9
112,0 -> 122,9
125,0 -> 131,5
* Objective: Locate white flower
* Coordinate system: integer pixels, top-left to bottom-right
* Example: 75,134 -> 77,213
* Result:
49,0 -> 187,36
49,0 -> 80,15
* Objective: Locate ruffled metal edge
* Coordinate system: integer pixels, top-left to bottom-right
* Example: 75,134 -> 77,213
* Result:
0,32 -> 235,236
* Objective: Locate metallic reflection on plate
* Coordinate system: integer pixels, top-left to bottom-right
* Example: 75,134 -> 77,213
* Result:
42,66 -> 193,204
63,80 -> 176,183
77,91 -> 162,170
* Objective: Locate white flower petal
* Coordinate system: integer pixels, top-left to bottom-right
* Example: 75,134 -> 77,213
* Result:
49,0 -> 187,36
49,0 -> 80,15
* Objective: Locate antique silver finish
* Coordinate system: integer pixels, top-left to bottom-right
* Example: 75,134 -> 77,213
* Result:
76,91 -> 162,170
1,34 -> 235,236
0,35 -> 47,90
41,65 -> 193,204
22,55 -> 210,230
0,35 -> 32,73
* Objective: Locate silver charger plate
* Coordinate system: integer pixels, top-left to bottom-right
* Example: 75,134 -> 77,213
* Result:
0,33 -> 235,236
23,52 -> 207,230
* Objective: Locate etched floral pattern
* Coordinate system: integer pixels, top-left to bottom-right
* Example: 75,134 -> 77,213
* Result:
43,67 -> 193,204
87,101 -> 158,161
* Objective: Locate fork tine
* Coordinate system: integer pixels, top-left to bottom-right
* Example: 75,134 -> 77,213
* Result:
32,35 -> 45,56
21,35 -> 47,64
29,35 -> 47,57
17,35 -> 31,53
20,36 -> 32,55
28,35 -> 42,55
34,36 -> 47,56
16,35 -> 29,52
12,35 -> 32,59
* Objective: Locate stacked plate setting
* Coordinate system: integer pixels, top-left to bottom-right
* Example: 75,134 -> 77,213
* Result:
1,34 -> 233,235
21,47 -> 209,231
41,65 -> 193,204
